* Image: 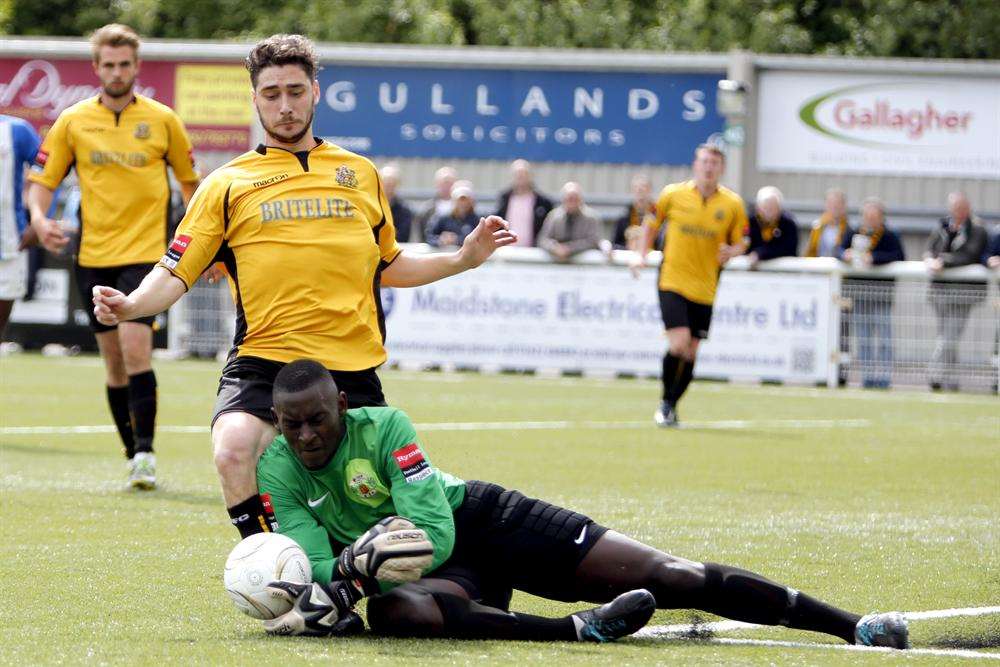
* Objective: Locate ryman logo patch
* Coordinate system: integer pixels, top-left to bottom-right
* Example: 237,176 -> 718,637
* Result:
392,443 -> 432,484
335,165 -> 358,189
161,234 -> 192,270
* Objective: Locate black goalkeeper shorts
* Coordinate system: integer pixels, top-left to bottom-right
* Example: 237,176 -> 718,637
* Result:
211,355 -> 386,426
428,480 -> 608,609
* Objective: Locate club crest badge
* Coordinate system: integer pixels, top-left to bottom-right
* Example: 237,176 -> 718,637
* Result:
336,165 -> 358,189
134,123 -> 150,139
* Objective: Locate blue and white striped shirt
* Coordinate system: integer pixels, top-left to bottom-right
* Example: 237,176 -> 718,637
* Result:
0,114 -> 41,260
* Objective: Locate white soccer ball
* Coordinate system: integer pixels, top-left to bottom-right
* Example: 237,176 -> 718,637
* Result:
223,532 -> 312,620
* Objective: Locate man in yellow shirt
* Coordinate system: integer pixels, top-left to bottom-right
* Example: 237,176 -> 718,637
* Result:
92,34 -> 517,538
630,145 -> 747,427
27,24 -> 199,489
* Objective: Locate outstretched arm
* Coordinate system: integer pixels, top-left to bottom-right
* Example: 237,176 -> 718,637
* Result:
92,266 -> 187,326
382,215 -> 517,287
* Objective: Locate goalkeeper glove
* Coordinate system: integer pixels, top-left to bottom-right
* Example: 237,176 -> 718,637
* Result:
338,516 -> 434,587
262,581 -> 365,637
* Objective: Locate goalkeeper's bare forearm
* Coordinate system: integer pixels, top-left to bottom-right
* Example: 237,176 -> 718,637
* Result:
92,266 -> 186,326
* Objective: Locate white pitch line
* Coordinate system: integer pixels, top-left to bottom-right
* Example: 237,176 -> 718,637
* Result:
637,605 -> 1000,660
679,638 -> 999,661
0,418 -> 871,436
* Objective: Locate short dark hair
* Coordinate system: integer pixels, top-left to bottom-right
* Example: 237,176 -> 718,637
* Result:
273,359 -> 334,400
245,34 -> 319,88
694,143 -> 726,164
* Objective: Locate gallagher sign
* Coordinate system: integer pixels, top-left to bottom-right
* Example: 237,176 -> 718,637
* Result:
757,71 -> 1000,177
313,66 -> 724,164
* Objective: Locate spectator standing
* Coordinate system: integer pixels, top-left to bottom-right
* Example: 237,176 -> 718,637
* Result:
746,186 -> 798,267
837,198 -> 905,389
426,181 -> 479,248
806,188 -> 850,258
0,114 -> 41,337
612,174 -> 656,251
537,182 -> 603,262
380,164 -> 413,244
414,166 -> 457,243
493,159 -> 553,247
923,192 -> 988,391
980,225 -> 1000,393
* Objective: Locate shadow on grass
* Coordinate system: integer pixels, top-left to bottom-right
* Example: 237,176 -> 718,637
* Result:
0,441 -> 101,457
931,631 -> 1000,649
121,486 -> 221,507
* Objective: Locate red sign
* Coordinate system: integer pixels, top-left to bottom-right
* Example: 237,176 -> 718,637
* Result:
0,58 -> 248,153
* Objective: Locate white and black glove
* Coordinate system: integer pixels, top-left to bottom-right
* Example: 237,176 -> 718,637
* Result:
338,516 -> 434,587
262,581 -> 365,637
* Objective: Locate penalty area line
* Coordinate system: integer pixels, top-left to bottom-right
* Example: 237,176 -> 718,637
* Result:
636,605 -> 1000,660
0,418 -> 871,436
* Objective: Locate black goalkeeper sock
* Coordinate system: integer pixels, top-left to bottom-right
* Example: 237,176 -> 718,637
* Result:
671,359 -> 695,404
431,593 -> 578,641
228,494 -> 279,539
128,370 -> 157,454
698,563 -> 859,643
106,384 -> 136,459
661,353 -> 683,402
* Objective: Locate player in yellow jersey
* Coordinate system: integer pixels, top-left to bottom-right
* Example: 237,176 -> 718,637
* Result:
630,145 -> 747,427
27,24 -> 199,489
91,34 -> 518,538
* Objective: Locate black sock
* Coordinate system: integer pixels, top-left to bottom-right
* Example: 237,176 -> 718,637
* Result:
228,494 -> 279,539
106,385 -> 135,459
672,359 -> 695,403
128,370 -> 157,454
699,563 -> 859,643
432,593 -> 578,641
661,353 -> 683,403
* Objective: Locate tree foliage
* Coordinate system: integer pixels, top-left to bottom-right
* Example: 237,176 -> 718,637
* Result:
2,0 -> 997,59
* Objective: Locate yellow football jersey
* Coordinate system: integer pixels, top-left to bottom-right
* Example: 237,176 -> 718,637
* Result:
160,141 -> 401,371
28,94 -> 197,267
648,181 -> 748,304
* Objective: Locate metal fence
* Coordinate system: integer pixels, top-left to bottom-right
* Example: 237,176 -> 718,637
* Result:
167,252 -> 1000,393
840,276 -> 997,392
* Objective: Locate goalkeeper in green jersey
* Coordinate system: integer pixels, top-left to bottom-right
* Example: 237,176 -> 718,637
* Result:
255,360 -> 909,648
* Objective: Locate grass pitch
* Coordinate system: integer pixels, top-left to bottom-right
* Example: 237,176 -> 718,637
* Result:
1,353 -> 997,665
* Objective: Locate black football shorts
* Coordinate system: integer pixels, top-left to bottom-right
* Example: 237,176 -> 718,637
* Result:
658,289 -> 714,339
75,262 -> 157,333
212,355 -> 387,426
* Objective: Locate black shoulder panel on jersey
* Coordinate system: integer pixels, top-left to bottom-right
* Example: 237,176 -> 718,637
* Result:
222,183 -> 232,233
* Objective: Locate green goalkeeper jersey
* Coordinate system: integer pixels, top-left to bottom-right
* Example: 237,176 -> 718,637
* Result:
256,406 -> 466,585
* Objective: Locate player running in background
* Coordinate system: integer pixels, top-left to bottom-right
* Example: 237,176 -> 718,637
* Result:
0,115 -> 41,337
630,145 -> 747,428
92,35 -> 517,539
27,24 -> 200,490
254,359 -> 908,649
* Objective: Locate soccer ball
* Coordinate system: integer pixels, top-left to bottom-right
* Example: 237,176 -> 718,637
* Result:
223,532 -> 312,620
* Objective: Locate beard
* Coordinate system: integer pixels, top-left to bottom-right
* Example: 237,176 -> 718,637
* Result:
260,105 -> 315,146
103,77 -> 135,99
